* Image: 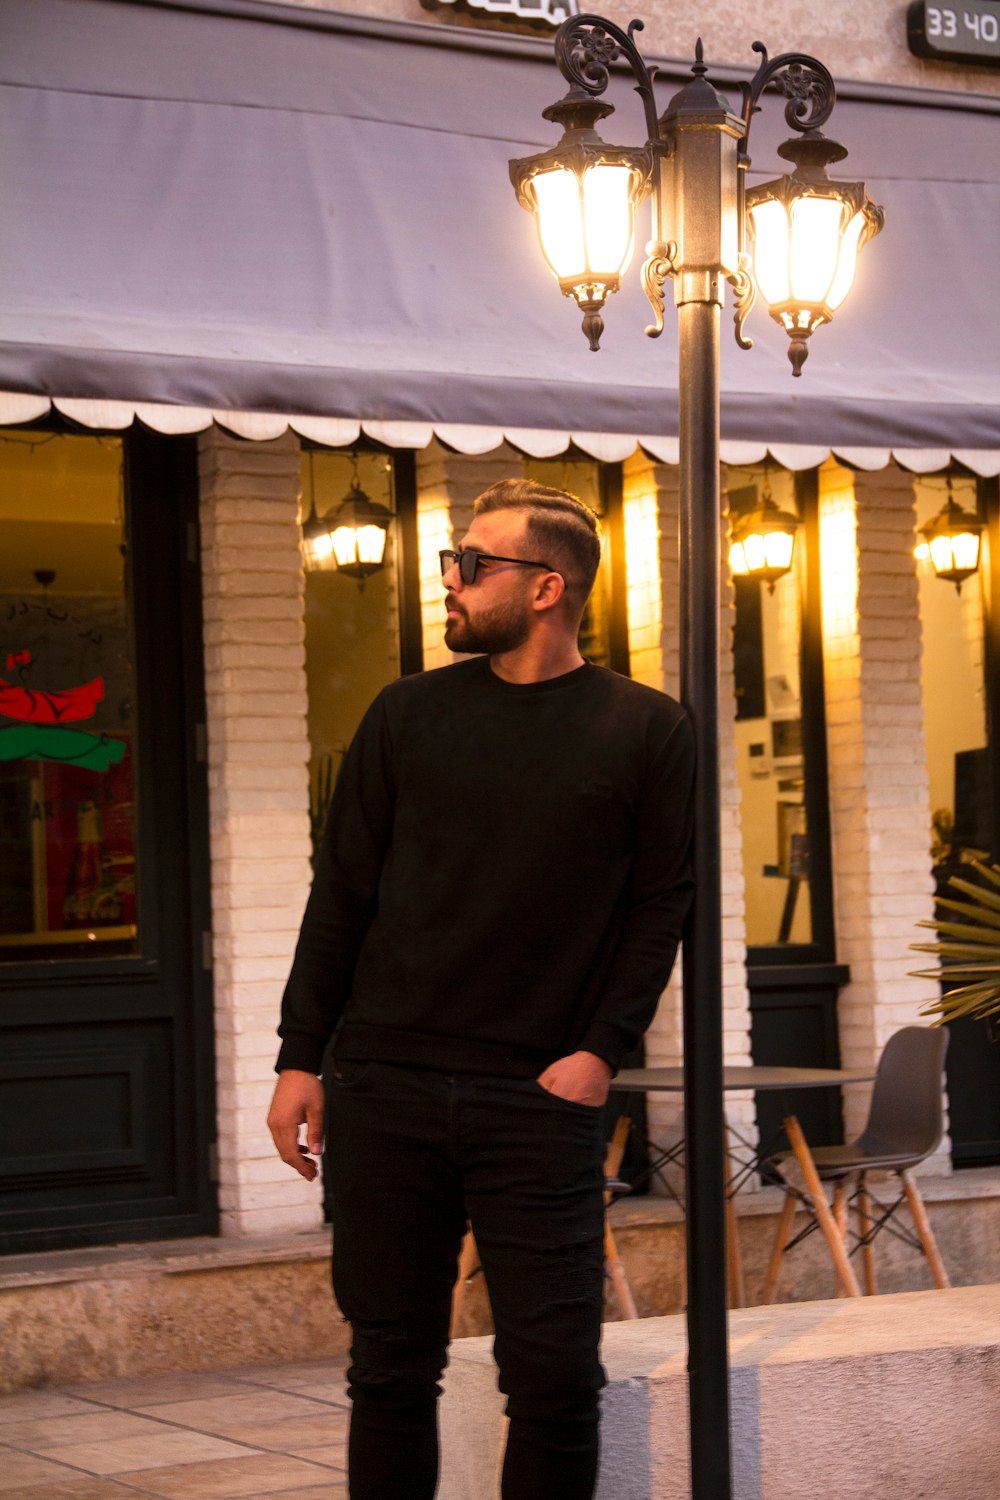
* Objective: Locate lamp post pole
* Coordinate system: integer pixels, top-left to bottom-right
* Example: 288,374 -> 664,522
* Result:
669,69 -> 739,1498
678,296 -> 730,1499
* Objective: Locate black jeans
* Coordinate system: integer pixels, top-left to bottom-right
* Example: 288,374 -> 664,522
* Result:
327,1060 -> 607,1500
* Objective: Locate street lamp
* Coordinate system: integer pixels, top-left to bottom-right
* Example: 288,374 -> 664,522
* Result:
510,17 -> 882,1500
510,21 -> 882,369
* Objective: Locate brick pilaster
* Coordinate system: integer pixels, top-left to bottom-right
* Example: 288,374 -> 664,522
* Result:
820,461 -> 945,1159
199,427 -> 321,1234
623,454 -> 752,1161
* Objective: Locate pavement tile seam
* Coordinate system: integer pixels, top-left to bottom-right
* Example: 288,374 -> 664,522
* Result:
0,1362 -> 351,1495
108,1450 -> 343,1498
0,1484 -> 163,1499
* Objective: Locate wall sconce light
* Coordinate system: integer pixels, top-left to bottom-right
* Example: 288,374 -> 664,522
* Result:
915,481 -> 984,591
729,477 -> 800,591
302,452 -> 393,586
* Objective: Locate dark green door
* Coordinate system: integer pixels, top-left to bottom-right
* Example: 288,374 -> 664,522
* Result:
0,425 -> 216,1252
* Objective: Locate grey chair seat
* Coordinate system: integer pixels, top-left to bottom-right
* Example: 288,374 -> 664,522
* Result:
762,1026 -> 951,1300
776,1143 -> 927,1179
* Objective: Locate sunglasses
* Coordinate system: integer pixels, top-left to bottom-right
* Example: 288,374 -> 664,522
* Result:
439,548 -> 557,586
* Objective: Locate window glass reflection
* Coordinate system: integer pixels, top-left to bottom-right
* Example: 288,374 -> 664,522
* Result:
302,449 -> 400,866
915,473 -> 990,868
731,467 -> 811,946
0,431 -> 138,957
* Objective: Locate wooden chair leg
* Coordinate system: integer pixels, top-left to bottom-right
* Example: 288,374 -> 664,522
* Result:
784,1114 -> 861,1297
604,1218 -> 639,1320
833,1188 -> 851,1296
762,1189 -> 798,1305
901,1169 -> 951,1289
604,1114 -> 631,1186
724,1125 -> 746,1310
603,1115 -> 639,1320
832,1182 -> 852,1297
832,1181 -> 847,1239
856,1171 -> 877,1296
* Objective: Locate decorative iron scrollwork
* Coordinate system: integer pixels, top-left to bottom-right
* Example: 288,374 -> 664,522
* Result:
739,43 -> 837,137
554,15 -> 661,142
727,253 -> 756,351
641,240 -> 677,338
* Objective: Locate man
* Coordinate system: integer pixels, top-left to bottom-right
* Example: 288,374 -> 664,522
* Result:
268,478 -> 695,1500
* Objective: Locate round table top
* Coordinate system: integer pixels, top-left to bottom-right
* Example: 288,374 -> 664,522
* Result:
613,1064 -> 876,1093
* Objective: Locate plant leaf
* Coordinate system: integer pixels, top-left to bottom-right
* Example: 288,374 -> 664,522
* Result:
910,966 -> 1000,982
931,897 -> 1000,930
947,877 -> 1000,913
918,919 -> 1000,944
910,941 -> 1000,959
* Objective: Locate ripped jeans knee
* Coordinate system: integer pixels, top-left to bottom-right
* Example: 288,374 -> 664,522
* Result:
347,1321 -> 449,1412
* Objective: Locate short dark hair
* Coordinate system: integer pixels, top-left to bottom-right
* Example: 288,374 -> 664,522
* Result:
473,479 -> 602,604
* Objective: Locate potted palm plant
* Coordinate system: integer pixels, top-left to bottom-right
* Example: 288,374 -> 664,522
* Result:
911,858 -> 1000,1026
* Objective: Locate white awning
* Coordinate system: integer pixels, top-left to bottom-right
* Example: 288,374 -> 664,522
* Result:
3,391 -> 996,474
2,0 -> 998,457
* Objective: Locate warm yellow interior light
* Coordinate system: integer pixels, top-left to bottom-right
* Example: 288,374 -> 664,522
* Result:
330,523 -> 389,569
355,524 -> 388,565
929,531 -> 980,575
302,526 -> 336,569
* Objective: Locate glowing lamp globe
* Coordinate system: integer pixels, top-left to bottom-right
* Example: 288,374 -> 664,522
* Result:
746,131 -> 883,375
510,90 -> 652,351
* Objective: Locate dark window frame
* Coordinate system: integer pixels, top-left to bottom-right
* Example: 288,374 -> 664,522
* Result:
0,417 -> 217,1251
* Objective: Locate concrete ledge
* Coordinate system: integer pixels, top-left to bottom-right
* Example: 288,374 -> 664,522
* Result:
0,1229 -> 350,1392
606,1164 -> 1000,1313
4,1165 -> 998,1394
440,1284 -> 1000,1500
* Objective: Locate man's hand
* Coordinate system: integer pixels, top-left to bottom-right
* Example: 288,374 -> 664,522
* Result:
267,1069 -> 325,1181
536,1050 -> 613,1108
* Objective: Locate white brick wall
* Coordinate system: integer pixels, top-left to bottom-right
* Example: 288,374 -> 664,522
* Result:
819,460 -> 946,1161
623,454 -> 753,1170
199,428 -> 322,1234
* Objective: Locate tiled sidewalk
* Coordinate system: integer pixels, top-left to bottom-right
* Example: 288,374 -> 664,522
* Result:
0,1358 -> 350,1498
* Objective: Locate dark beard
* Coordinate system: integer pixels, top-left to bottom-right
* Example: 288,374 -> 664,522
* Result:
444,597 -> 531,655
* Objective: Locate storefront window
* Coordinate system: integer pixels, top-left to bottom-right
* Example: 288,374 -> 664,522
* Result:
731,466 -> 812,946
916,472 -> 991,865
0,431 -> 138,957
302,448 -> 401,862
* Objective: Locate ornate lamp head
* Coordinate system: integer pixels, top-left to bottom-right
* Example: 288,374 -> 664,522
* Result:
510,87 -> 652,350
746,129 -> 884,375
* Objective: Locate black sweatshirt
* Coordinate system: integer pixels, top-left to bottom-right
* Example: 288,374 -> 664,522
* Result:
276,657 -> 695,1079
